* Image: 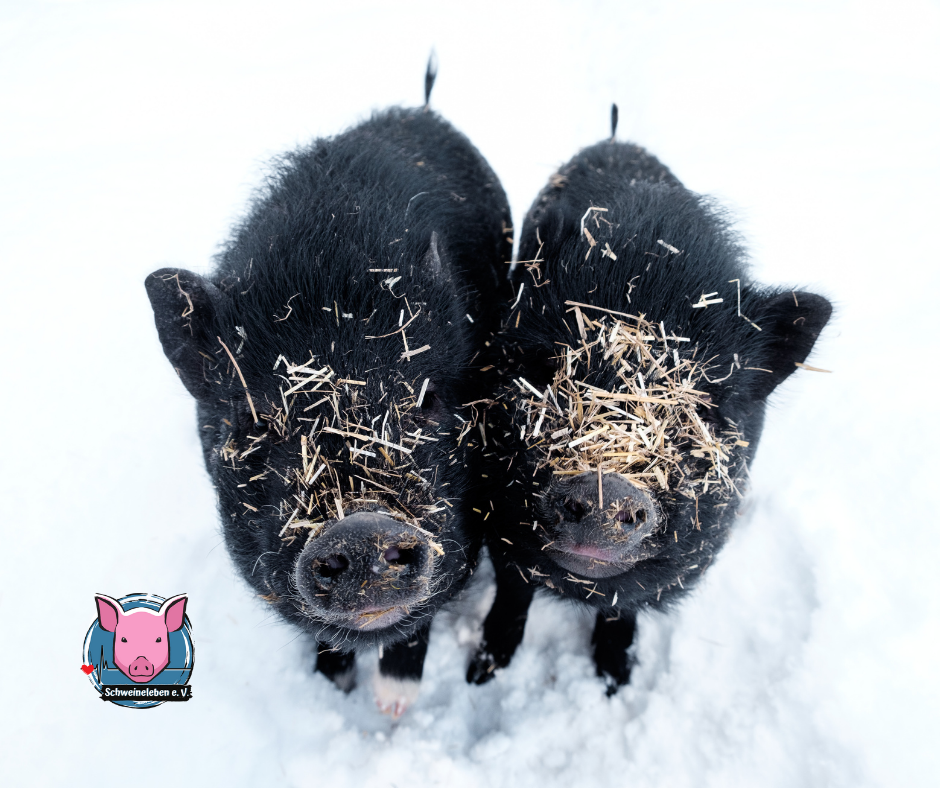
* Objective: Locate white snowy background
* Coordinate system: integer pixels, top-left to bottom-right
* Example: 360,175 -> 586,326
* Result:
1,1 -> 937,786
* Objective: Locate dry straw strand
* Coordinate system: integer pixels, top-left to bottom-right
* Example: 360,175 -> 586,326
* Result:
507,310 -> 745,501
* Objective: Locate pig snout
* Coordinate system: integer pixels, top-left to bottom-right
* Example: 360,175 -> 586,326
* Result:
549,472 -> 657,529
128,656 -> 155,681
544,472 -> 658,578
294,511 -> 434,631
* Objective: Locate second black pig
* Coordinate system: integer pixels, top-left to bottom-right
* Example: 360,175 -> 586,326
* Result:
467,107 -> 830,693
146,66 -> 513,717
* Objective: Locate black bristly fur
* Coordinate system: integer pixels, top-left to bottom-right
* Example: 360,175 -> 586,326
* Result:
376,622 -> 432,683
146,74 -> 513,695
467,120 -> 831,691
592,610 -> 636,695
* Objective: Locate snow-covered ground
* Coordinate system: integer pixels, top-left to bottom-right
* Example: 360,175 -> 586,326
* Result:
1,1 -> 937,786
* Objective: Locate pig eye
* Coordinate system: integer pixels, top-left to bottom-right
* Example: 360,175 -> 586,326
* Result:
156,637 -> 162,643
121,637 -> 127,642
232,401 -> 267,434
525,353 -> 558,387
417,387 -> 443,420
697,400 -> 722,428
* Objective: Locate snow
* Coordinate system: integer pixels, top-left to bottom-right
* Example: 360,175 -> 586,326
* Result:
1,1 -> 938,786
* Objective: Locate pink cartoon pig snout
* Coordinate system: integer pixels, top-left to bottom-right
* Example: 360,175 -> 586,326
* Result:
95,594 -> 188,683
129,656 -> 155,678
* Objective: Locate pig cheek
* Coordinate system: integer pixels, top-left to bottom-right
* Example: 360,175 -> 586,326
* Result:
135,621 -> 169,672
525,453 -> 553,498
150,627 -> 170,673
112,625 -> 132,676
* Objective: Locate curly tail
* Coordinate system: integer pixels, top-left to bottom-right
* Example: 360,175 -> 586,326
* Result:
424,51 -> 438,110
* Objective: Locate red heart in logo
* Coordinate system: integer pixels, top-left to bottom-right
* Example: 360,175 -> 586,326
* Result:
80,664 -> 95,675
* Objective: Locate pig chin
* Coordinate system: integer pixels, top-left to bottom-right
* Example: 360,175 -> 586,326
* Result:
546,544 -> 634,579
305,594 -> 429,634
351,605 -> 411,631
303,602 -> 429,646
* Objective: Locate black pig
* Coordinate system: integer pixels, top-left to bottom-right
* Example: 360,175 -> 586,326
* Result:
146,64 -> 513,716
467,106 -> 830,693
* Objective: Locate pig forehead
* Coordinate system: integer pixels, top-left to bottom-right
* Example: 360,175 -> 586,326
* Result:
115,609 -> 168,633
269,364 -> 438,408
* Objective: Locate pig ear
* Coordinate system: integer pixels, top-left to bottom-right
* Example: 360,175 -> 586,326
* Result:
95,594 -> 123,632
746,290 -> 832,401
145,268 -> 220,402
160,594 -> 188,633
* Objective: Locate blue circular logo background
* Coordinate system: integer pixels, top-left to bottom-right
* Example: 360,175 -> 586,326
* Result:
83,592 -> 194,709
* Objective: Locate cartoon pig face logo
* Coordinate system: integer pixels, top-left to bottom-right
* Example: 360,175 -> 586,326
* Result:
95,594 -> 188,683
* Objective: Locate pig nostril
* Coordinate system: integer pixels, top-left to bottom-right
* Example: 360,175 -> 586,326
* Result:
314,554 -> 349,581
562,498 -> 586,522
384,546 -> 417,567
616,507 -> 648,525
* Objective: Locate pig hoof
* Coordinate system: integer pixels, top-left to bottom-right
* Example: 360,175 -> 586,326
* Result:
466,648 -> 500,685
596,664 -> 631,696
373,673 -> 420,720
315,647 -> 357,692
330,667 -> 357,693
602,674 -> 622,696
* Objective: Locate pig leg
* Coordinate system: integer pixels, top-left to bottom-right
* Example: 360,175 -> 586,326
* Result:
315,643 -> 356,692
466,558 -> 535,684
373,623 -> 431,719
591,610 -> 637,695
